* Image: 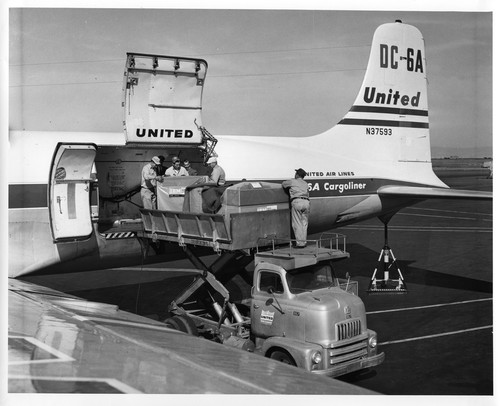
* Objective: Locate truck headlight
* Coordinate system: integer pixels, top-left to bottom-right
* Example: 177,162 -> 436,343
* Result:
311,351 -> 322,364
368,336 -> 378,348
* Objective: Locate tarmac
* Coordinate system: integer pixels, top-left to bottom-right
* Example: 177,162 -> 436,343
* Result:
336,171 -> 493,395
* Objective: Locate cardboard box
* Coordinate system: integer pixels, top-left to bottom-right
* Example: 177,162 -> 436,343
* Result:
223,182 -> 288,206
157,176 -> 207,211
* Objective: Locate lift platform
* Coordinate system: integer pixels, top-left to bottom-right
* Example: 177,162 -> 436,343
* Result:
138,180 -> 293,252
254,235 -> 349,269
138,204 -> 348,264
137,180 -> 350,287
138,207 -> 290,253
138,208 -> 349,264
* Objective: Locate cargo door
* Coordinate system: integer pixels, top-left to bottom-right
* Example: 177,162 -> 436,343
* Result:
123,53 -> 207,146
49,143 -> 96,242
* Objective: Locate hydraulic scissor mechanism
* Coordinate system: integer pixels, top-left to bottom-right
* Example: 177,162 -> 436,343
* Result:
367,220 -> 408,294
165,245 -> 254,342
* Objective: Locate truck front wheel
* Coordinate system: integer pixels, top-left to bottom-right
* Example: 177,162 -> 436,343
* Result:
164,315 -> 198,336
269,350 -> 296,366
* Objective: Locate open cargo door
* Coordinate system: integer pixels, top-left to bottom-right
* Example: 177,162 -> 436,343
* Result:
123,53 -> 208,146
48,143 -> 96,242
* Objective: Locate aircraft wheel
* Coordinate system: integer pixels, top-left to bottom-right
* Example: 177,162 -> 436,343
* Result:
164,315 -> 198,336
269,350 -> 296,366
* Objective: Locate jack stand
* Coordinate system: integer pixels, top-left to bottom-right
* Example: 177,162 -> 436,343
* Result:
367,223 -> 408,294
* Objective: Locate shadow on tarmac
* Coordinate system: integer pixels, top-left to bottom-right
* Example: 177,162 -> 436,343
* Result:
341,243 -> 492,294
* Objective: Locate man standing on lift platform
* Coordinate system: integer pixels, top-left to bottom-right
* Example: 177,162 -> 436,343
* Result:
207,156 -> 226,186
141,156 -> 163,209
282,168 -> 310,248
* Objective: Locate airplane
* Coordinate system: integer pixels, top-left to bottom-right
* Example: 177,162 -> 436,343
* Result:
8,19 -> 492,395
9,20 -> 491,281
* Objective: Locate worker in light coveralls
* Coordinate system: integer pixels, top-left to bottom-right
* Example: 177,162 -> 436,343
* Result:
141,156 -> 163,209
282,168 -> 310,248
207,156 -> 226,186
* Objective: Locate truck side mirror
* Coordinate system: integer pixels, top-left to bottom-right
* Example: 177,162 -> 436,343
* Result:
265,298 -> 274,306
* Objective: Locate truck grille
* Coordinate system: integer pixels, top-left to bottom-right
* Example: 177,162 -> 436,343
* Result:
328,341 -> 367,366
336,319 -> 361,340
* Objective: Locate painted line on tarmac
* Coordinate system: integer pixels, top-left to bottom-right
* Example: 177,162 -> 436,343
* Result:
378,325 -> 492,346
345,225 -> 489,229
366,298 -> 492,315
343,225 -> 492,232
397,212 -> 476,220
405,207 -> 492,217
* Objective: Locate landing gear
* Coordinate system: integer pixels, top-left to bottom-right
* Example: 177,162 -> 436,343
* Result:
367,220 -> 408,294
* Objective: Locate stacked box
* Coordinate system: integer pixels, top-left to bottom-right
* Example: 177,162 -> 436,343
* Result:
220,181 -> 290,216
221,182 -> 291,244
183,186 -> 205,213
223,181 -> 289,206
157,176 -> 206,211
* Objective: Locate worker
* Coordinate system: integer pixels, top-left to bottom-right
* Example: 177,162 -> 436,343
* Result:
164,156 -> 189,177
156,155 -> 167,176
282,168 -> 310,248
141,156 -> 163,209
207,156 -> 226,185
183,159 -> 198,176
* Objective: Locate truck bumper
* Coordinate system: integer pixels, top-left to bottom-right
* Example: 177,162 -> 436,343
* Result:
312,351 -> 385,378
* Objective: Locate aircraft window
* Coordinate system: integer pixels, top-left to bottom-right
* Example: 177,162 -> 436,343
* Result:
55,167 -> 66,180
286,263 -> 334,294
259,271 -> 284,294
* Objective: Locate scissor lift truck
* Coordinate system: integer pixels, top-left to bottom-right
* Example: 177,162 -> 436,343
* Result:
137,180 -> 384,377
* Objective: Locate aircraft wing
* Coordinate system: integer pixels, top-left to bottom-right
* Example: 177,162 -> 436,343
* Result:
8,278 -> 374,395
378,185 -> 493,200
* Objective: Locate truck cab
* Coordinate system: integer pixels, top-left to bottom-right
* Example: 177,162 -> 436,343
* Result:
250,256 -> 384,376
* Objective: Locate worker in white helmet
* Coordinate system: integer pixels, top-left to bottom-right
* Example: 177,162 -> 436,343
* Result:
206,156 -> 226,186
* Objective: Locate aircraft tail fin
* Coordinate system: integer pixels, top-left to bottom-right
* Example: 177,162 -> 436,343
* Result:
331,21 -> 440,186
340,21 -> 428,129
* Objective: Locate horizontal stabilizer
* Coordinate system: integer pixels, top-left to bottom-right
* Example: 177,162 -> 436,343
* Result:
378,185 -> 492,200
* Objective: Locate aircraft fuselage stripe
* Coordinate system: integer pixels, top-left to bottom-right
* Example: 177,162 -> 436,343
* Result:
8,178 -> 428,209
338,118 -> 429,128
349,105 -> 429,116
9,184 -> 47,209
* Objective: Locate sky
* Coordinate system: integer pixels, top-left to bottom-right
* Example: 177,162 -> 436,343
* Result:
5,3 -> 495,158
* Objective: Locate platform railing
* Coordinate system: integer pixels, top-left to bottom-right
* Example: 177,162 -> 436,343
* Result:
255,233 -> 347,256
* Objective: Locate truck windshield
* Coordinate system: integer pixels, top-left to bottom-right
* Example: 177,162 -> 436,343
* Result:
285,263 -> 334,294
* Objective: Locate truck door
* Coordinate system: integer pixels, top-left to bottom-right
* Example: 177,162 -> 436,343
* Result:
251,270 -> 288,338
48,143 -> 97,242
